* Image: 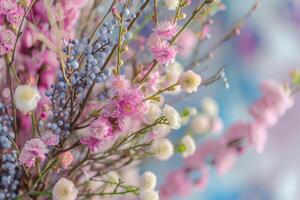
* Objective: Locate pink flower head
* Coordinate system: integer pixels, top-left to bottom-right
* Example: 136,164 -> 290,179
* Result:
153,20 -> 177,40
250,80 -> 294,128
80,118 -> 112,151
6,5 -> 24,26
0,29 -> 16,50
117,87 -> 145,117
260,80 -> 294,116
150,41 -> 177,65
42,132 -> 60,146
109,75 -> 130,94
0,0 -> 16,14
58,151 -> 74,169
19,138 -> 49,168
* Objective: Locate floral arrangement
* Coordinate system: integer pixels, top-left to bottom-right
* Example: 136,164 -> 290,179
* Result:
0,0 -> 299,200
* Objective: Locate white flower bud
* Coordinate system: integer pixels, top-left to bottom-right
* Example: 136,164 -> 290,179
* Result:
152,138 -> 174,161
14,85 -> 41,113
179,70 -> 202,94
140,171 -> 157,190
163,62 -> 183,86
179,135 -> 196,158
201,96 -> 219,117
190,114 -> 210,134
162,104 -> 181,130
52,178 -> 78,200
144,102 -> 162,124
139,189 -> 159,200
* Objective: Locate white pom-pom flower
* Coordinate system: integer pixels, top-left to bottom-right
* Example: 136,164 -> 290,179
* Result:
144,102 -> 162,124
52,178 -> 78,200
201,96 -> 219,117
163,62 -> 183,86
14,85 -> 41,113
190,114 -> 210,134
162,104 -> 181,130
140,171 -> 157,190
152,138 -> 174,161
179,135 -> 196,158
179,70 -> 202,94
139,189 -> 159,200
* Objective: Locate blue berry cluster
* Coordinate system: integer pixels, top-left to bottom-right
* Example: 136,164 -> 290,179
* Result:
0,103 -> 21,199
0,103 -> 14,149
0,152 -> 21,200
42,1 -> 147,137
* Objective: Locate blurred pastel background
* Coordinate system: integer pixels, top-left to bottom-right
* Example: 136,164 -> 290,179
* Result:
143,0 -> 300,199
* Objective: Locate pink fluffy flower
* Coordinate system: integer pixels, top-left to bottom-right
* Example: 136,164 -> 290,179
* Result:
109,75 -> 130,94
19,138 -> 49,168
6,5 -> 24,26
80,118 -> 112,151
0,29 -> 16,50
250,80 -> 293,128
0,0 -> 16,14
150,41 -> 177,65
117,87 -> 145,117
42,133 -> 60,146
58,151 -> 74,169
153,20 -> 177,40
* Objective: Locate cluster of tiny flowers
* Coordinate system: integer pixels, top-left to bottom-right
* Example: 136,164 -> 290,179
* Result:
0,103 -> 14,149
81,75 -> 146,151
0,152 -> 22,200
19,132 -> 59,168
147,21 -> 178,65
0,0 -> 25,55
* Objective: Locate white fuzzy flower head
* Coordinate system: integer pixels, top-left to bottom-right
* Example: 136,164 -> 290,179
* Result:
190,114 -> 210,134
139,189 -> 159,200
162,104 -> 181,130
52,178 -> 78,200
201,96 -> 219,117
163,61 -> 183,86
140,171 -> 157,190
152,138 -> 174,161
14,85 -> 41,113
144,102 -> 162,124
179,135 -> 196,158
164,0 -> 179,10
179,70 -> 202,94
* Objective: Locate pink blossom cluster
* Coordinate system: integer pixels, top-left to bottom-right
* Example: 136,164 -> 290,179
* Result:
160,80 -> 294,199
19,133 -> 59,168
0,0 -> 24,26
80,76 -> 146,151
147,21 -> 178,64
0,0 -> 25,55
